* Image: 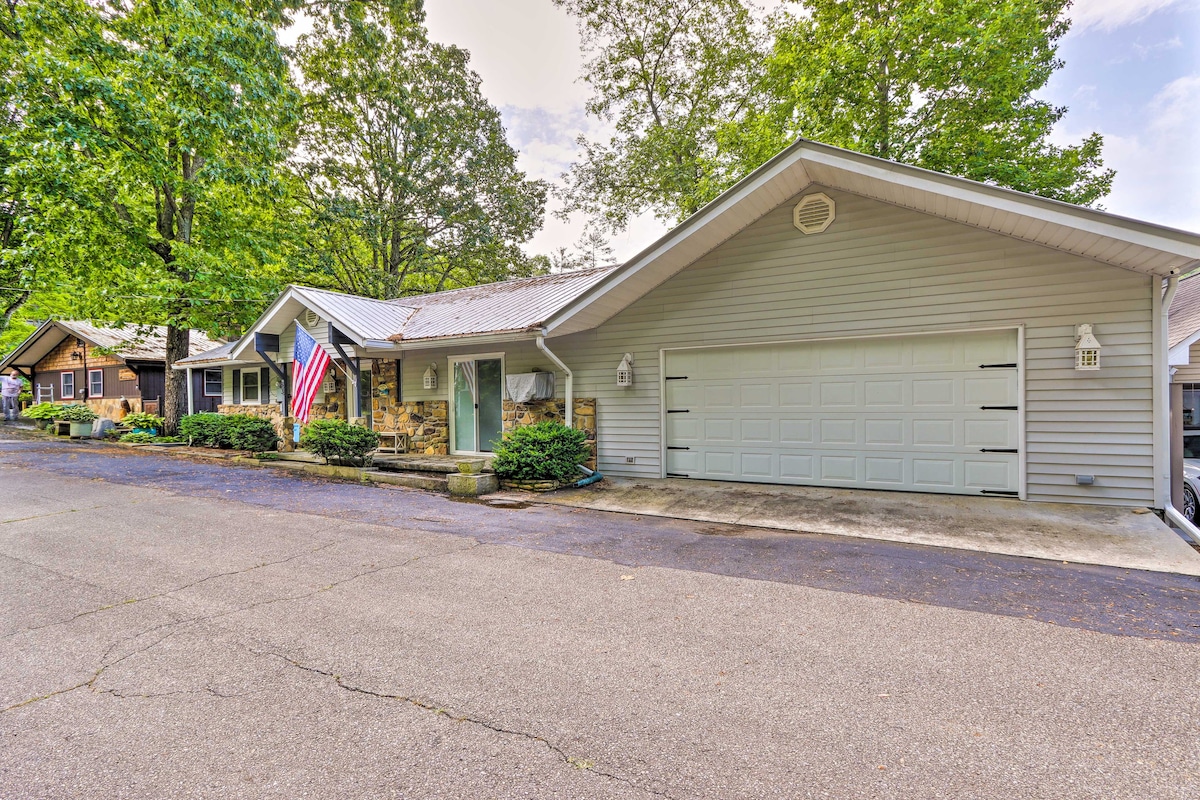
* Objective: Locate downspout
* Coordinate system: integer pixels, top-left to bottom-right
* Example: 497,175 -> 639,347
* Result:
536,330 -> 572,430
186,367 -> 194,416
1157,271 -> 1200,544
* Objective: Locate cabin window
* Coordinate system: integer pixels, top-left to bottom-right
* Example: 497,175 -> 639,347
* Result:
61,372 -> 75,400
88,369 -> 103,398
241,370 -> 260,404
204,369 -> 223,397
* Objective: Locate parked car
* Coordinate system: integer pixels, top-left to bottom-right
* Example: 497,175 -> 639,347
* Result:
1182,434 -> 1200,523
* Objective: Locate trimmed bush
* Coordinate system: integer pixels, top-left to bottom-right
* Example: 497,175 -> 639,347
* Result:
490,421 -> 589,484
119,432 -> 156,444
55,404 -> 97,422
178,412 -> 278,452
225,415 -> 279,452
180,413 -> 226,446
300,419 -> 380,465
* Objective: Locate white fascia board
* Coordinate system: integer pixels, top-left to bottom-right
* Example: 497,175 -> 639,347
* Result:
799,146 -> 1200,267
0,319 -> 64,370
543,147 -> 814,336
392,331 -> 540,352
228,287 -> 370,362
1169,329 -> 1200,366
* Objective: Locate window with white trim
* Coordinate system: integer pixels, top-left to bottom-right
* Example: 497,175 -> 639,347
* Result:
241,370 -> 260,404
61,371 -> 75,400
204,369 -> 222,397
88,369 -> 103,398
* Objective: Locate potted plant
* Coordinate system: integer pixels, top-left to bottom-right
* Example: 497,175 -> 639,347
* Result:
55,404 -> 98,437
21,402 -> 59,430
122,411 -> 164,435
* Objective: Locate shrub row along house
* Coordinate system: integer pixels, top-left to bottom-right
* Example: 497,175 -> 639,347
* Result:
0,320 -> 220,418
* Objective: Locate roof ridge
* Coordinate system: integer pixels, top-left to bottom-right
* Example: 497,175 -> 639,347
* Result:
386,265 -> 619,305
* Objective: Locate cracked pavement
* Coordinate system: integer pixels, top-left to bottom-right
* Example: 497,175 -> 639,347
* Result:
1,436 -> 1199,798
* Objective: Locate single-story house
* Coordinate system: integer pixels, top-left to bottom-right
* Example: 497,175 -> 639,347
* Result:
0,320 -> 221,418
179,138 -> 1200,519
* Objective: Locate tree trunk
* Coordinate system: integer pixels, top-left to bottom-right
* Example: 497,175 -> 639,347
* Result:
163,324 -> 190,434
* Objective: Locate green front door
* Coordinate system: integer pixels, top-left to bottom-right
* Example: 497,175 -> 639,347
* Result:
452,358 -> 503,453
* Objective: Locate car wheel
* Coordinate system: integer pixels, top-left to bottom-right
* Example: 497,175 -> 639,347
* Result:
1184,484 -> 1198,524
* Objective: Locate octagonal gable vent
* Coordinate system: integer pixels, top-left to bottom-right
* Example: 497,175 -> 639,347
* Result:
793,192 -> 835,234
304,309 -> 320,328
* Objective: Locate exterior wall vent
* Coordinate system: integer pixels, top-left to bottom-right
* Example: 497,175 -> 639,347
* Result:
304,309 -> 320,328
793,192 -> 836,234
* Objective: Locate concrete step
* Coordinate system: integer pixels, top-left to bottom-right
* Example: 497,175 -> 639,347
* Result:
363,470 -> 448,491
373,455 -> 493,474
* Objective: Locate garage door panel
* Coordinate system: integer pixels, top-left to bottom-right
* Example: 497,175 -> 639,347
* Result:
663,330 -> 1019,496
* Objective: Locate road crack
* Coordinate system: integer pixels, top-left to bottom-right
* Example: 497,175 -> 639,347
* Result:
260,649 -> 680,800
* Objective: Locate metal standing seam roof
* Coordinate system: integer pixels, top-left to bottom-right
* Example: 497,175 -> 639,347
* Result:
1169,273 -> 1200,349
385,265 -> 618,342
54,321 -> 222,360
290,286 -> 416,341
174,339 -> 241,366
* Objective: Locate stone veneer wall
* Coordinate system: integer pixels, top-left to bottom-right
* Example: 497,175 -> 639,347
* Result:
371,360 -> 448,454
503,398 -> 597,470
87,397 -> 143,420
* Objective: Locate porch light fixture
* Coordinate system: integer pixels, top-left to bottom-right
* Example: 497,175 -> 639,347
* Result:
423,363 -> 438,390
1075,324 -> 1101,371
616,353 -> 634,387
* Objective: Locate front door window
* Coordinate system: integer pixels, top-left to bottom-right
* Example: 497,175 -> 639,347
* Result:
452,358 -> 503,453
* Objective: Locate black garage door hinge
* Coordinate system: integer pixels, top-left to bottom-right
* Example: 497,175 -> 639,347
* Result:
666,472 -> 689,478
979,448 -> 1018,453
666,409 -> 690,413
979,363 -> 1017,369
980,405 -> 1018,411
667,446 -> 690,450
665,376 -> 688,381
981,490 -> 1019,497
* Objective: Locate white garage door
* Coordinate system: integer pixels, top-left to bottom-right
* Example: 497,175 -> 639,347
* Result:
664,331 -> 1020,496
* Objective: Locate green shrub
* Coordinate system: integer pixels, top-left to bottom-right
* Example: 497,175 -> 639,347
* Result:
22,402 -> 59,420
225,415 -> 279,452
178,412 -> 278,452
122,411 -> 164,430
490,421 -> 589,483
55,404 -> 98,422
179,413 -> 227,447
119,432 -> 156,444
300,419 -> 380,465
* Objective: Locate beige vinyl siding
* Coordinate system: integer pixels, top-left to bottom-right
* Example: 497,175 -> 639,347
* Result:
546,187 -> 1153,505
397,341 -> 567,404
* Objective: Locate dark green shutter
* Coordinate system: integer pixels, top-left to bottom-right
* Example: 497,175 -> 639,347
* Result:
232,369 -> 241,404
261,367 -> 270,404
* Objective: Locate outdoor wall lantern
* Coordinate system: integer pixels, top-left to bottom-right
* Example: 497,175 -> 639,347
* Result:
616,353 -> 634,387
1075,324 -> 1101,371
423,363 -> 438,390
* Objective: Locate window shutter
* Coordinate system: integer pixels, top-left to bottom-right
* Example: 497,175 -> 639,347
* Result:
232,369 -> 241,404
261,367 -> 270,404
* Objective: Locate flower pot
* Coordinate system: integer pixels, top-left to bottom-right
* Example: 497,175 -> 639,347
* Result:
132,427 -> 158,436
69,421 -> 93,438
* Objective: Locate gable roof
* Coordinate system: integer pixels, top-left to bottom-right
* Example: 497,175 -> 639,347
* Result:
542,138 -> 1200,338
1170,273 -> 1200,349
0,320 -> 221,371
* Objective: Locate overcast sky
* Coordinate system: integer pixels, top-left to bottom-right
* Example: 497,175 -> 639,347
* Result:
422,0 -> 1200,262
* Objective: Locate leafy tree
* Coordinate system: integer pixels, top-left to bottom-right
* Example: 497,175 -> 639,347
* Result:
294,6 -> 547,299
727,0 -> 1113,205
552,0 -> 765,230
8,0 -> 303,431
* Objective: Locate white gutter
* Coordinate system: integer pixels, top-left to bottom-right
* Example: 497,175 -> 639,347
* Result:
186,367 -> 194,416
536,331 -> 572,430
1156,271 -> 1200,544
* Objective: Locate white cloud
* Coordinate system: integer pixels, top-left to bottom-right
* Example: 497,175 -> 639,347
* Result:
1069,0 -> 1196,31
1056,74 -> 1200,231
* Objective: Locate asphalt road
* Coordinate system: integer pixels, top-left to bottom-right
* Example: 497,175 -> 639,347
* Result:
1,434 -> 1198,798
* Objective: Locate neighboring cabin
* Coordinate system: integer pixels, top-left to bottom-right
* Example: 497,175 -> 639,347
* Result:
0,321 -> 221,418
182,139 -> 1200,512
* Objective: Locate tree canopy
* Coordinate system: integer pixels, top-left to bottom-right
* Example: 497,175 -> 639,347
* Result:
294,6 -> 547,299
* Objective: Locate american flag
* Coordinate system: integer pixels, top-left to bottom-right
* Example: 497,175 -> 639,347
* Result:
292,323 -> 331,424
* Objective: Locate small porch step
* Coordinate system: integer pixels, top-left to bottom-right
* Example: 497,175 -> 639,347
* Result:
362,470 -> 448,492
372,454 -> 493,474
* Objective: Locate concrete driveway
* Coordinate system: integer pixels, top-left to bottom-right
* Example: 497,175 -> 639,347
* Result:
2,435 -> 1199,799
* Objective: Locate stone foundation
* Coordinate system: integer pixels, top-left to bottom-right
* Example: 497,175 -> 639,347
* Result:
502,398 -> 597,470
370,361 -> 449,454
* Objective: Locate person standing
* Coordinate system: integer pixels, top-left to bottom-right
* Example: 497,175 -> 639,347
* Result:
1,370 -> 22,421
